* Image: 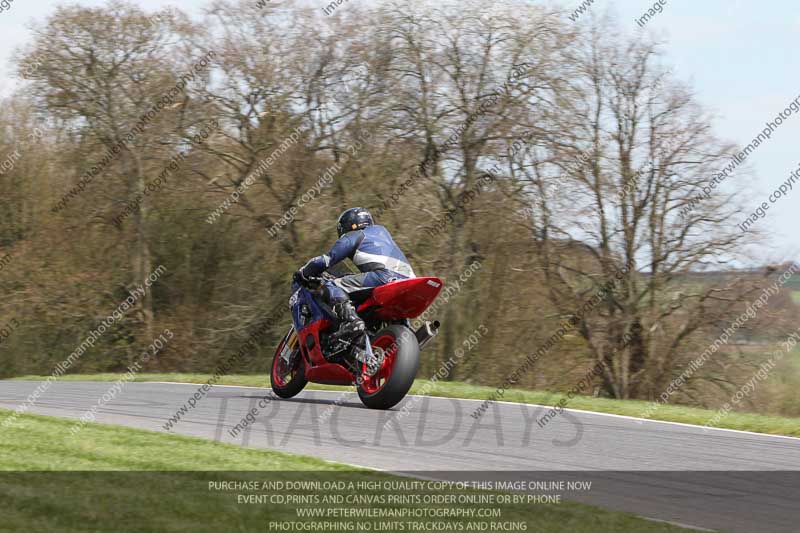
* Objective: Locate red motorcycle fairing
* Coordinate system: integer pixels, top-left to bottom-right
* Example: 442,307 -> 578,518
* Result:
298,318 -> 332,366
357,276 -> 443,320
291,277 -> 443,388
298,319 -> 355,385
304,362 -> 355,385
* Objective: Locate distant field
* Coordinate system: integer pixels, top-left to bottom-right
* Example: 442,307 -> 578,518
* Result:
792,290 -> 800,305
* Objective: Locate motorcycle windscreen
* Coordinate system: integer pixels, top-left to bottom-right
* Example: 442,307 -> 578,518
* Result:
358,277 -> 443,319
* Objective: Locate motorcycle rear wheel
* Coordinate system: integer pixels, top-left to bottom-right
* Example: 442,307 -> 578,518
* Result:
357,325 -> 419,409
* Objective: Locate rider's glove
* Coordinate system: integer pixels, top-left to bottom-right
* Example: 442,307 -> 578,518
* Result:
293,269 -> 310,286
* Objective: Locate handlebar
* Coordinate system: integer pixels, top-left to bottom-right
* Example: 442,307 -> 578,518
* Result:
299,271 -> 336,288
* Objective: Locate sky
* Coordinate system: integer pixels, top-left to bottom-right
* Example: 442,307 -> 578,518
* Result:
0,0 -> 797,265
597,0 -> 800,266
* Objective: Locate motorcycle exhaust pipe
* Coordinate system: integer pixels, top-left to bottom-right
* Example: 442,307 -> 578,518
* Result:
415,320 -> 440,350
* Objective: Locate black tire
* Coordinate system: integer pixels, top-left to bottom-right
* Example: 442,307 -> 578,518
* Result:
357,325 -> 420,410
270,329 -> 307,399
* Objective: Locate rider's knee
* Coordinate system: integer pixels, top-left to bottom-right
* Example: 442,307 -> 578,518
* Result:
323,281 -> 348,305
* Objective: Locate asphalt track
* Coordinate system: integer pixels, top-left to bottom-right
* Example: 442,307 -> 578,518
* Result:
1,381 -> 799,532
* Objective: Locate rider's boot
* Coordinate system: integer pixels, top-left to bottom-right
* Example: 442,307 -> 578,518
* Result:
333,301 -> 365,340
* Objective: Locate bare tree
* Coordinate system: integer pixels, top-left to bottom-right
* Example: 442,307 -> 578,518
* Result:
19,1 -> 203,342
510,24 -> 756,399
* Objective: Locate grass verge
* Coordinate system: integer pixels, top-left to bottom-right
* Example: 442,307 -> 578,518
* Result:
0,408 -> 690,532
9,373 -> 800,438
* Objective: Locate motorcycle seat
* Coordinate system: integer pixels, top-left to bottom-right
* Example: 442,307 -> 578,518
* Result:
348,287 -> 376,306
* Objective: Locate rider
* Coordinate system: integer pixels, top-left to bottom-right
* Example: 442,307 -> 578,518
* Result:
294,207 -> 415,339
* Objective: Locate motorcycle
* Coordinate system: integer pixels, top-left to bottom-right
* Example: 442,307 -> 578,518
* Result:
270,271 -> 442,409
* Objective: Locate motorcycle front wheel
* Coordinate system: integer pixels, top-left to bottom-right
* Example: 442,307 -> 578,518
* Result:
270,327 -> 307,398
